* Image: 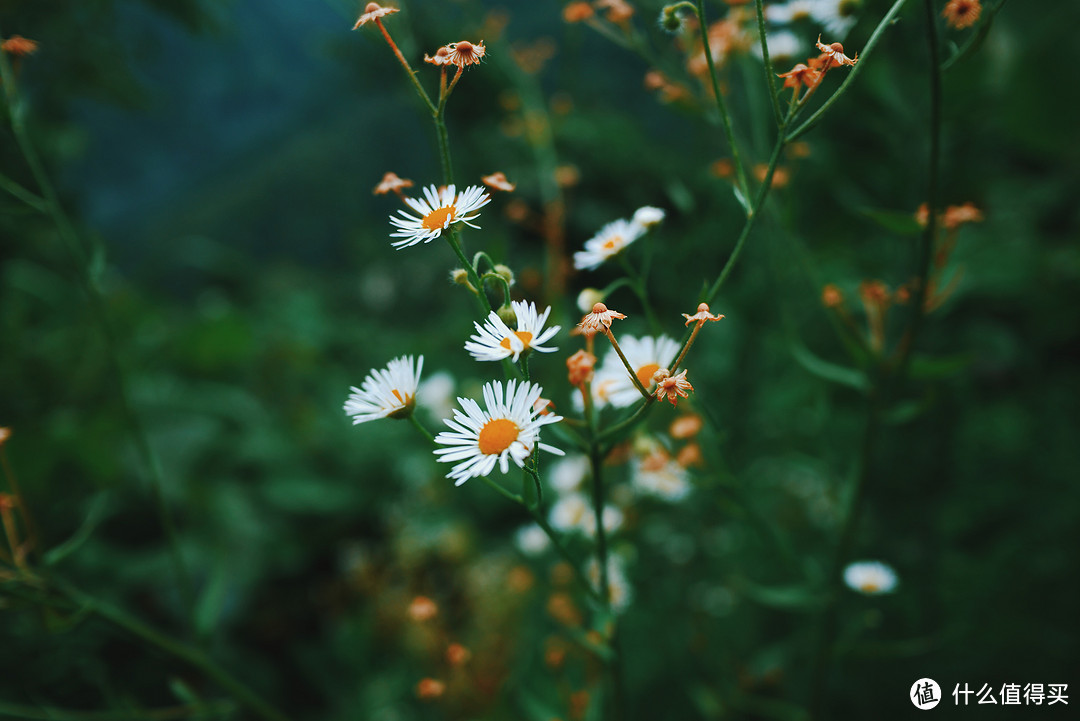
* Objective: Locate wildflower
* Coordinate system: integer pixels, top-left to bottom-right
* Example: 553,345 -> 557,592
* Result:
344,355 -> 423,424
669,414 -> 703,439
942,0 -> 981,30
821,284 -> 844,308
632,448 -> 692,501
756,163 -> 790,188
567,349 -> 597,387
389,184 -> 490,249
765,0 -> 816,23
549,493 -> 590,532
576,288 -> 605,313
682,302 -> 725,326
943,202 -> 983,230
632,206 -> 666,228
481,171 -> 516,192
563,1 -> 595,22
514,524 -> 552,555
533,397 -> 556,416
0,427 -> 10,445
573,218 -> 647,271
914,202 -> 930,228
581,504 -> 624,538
444,40 -> 486,68
751,31 -> 803,64
811,0 -> 861,39
587,556 -> 633,613
577,302 -> 627,338
424,46 -> 451,65
417,371 -> 455,420
415,678 -> 446,700
676,442 -> 705,468
446,643 -> 472,666
353,2 -> 398,29
408,595 -> 439,621
1,35 -> 38,56
815,35 -> 857,67
549,455 -> 590,493
434,380 -> 564,485
654,368 -> 694,406
373,171 -> 413,196
711,158 -> 735,178
777,63 -> 822,92
843,560 -> 898,595
591,335 -> 681,408
465,300 -> 560,363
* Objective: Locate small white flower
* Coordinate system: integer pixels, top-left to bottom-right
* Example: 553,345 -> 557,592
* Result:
588,335 -> 681,409
582,505 -> 625,538
389,184 -> 491,250
464,300 -> 561,362
344,355 -> 423,424
573,218 -> 647,271
811,0 -> 859,39
751,31 -> 803,64
576,288 -> 606,313
843,561 -> 898,595
417,370 -> 455,420
549,455 -> 590,493
588,555 -> 633,613
514,524 -> 551,556
632,205 -> 665,228
434,380 -> 564,485
765,0 -> 816,23
632,450 -> 692,501
549,492 -> 590,532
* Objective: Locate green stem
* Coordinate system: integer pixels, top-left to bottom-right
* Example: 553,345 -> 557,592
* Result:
753,0 -> 784,127
0,171 -> 47,211
373,19 -> 436,115
694,0 -> 750,205
408,414 -> 436,445
786,0 -> 911,142
529,510 -> 604,605
598,397 -> 655,448
51,579 -> 290,721
602,328 -> 651,399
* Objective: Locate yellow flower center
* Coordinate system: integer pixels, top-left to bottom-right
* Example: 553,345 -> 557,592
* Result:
636,363 -> 661,389
601,235 -> 622,250
499,330 -> 534,351
860,582 -> 880,593
478,418 -> 520,455
422,205 -> 456,231
386,389 -> 415,419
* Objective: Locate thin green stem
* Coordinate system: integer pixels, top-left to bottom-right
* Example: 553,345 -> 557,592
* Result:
0,171 -> 47,211
408,414 -> 436,445
786,0 -> 911,142
529,510 -> 604,605
51,578 -> 290,721
373,19 -> 436,115
598,397 -> 655,448
602,329 -> 651,399
754,0 -> 784,126
479,475 -> 523,505
694,0 -> 751,205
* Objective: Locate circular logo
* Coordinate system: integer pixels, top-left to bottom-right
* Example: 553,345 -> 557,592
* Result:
911,678 -> 941,710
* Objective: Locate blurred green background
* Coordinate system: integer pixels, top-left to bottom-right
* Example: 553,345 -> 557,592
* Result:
1,0 -> 1078,719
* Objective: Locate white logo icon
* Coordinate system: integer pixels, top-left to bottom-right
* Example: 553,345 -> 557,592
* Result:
911,678 -> 942,710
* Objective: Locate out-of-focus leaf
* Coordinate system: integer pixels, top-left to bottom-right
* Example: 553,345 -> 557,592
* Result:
195,560 -> 230,639
909,353 -> 973,380
739,579 -> 829,611
44,493 -> 112,567
858,208 -> 923,236
790,340 -> 869,390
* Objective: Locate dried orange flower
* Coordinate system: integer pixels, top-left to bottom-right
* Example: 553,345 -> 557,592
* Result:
408,595 -> 438,622
578,302 -> 626,337
669,414 -> 703,440
777,63 -> 822,92
711,158 -> 735,178
445,40 -> 486,68
481,172 -> 516,192
1,35 -> 38,56
0,428 -> 10,445
567,349 -> 597,387
654,368 -> 694,406
815,35 -> 857,67
595,0 -> 635,24
373,171 -> 413,196
676,442 -> 705,468
353,2 -> 399,29
915,202 -> 931,228
446,643 -> 471,666
563,1 -> 595,22
682,302 -> 724,326
756,163 -> 790,189
943,202 -> 984,230
859,279 -> 890,307
415,678 -> 446,700
942,0 -> 981,30
822,284 -> 844,308
424,46 -> 452,65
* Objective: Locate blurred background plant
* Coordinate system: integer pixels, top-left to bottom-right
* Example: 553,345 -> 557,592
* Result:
1,0 -> 1078,719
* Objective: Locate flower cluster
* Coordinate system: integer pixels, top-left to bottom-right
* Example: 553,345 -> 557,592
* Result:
573,206 -> 665,271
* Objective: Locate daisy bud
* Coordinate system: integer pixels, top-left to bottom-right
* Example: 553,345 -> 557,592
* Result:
450,268 -> 476,292
566,350 -> 596,387
493,263 -> 515,286
575,288 -> 604,313
659,5 -> 684,33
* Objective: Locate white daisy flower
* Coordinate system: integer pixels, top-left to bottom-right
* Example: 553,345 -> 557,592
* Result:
388,184 -> 491,250
464,300 -> 561,362
549,492 -> 590,533
751,30 -> 803,64
588,556 -> 633,613
582,504 -> 625,538
548,455 -> 590,493
811,0 -> 859,39
514,524 -> 551,556
632,205 -> 665,228
632,450 -> 692,501
843,560 -> 898,595
588,335 -> 681,409
434,380 -> 564,486
344,355 -> 423,424
573,218 -> 647,271
765,0 -> 816,24
417,370 -> 455,420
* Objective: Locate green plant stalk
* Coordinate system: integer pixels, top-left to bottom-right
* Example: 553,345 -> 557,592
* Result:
695,0 -> 751,203
0,170 -> 46,211
374,18 -> 436,115
602,329 -> 652,399
51,579 -> 290,721
0,26 -> 193,612
754,0 -> 784,126
408,414 -> 436,445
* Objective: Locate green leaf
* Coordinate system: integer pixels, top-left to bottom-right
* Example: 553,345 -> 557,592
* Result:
858,208 -> 923,236
790,341 -> 869,390
195,560 -> 231,639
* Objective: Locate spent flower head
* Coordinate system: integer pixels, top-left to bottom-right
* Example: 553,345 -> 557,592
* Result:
942,0 -> 981,30
815,35 -> 857,67
444,40 -> 486,68
577,302 -> 627,337
353,2 -> 399,29
682,302 -> 725,326
481,172 -> 516,192
654,368 -> 694,406
1,35 -> 38,56
374,171 -> 414,196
